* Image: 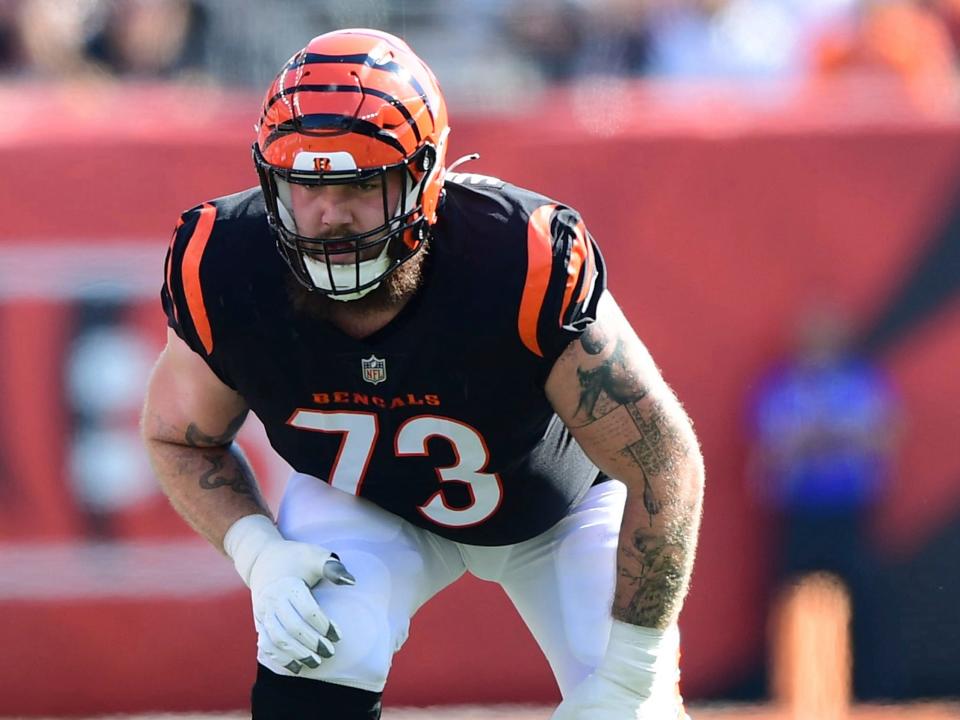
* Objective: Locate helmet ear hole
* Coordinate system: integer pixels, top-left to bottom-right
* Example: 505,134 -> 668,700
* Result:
418,145 -> 436,173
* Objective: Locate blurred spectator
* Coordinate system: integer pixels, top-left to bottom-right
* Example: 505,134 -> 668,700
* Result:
816,0 -> 955,77
813,0 -> 958,110
3,0 -> 960,109
574,0 -> 653,77
510,0 -> 652,80
14,0 -> 208,81
747,298 -> 900,697
646,0 -> 859,79
16,0 -> 109,79
86,0 -> 209,79
504,0 -> 651,81
0,0 -> 22,72
503,0 -> 586,82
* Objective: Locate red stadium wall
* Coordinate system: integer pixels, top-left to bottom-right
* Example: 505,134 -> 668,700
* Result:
1,82 -> 958,715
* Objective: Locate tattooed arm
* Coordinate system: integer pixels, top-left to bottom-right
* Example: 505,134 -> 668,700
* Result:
141,328 -> 270,551
142,330 -> 352,672
545,291 -> 705,630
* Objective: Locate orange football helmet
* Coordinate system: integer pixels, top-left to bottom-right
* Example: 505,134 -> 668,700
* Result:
253,28 -> 450,298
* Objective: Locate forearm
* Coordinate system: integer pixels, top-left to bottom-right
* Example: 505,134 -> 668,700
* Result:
553,399 -> 702,716
613,439 -> 704,629
576,392 -> 704,629
555,301 -> 705,629
146,437 -> 271,551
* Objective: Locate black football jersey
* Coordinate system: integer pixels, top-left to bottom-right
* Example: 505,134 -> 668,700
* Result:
162,173 -> 607,545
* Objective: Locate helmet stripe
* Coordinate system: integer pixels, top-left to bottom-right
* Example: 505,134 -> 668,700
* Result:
288,52 -> 436,125
261,113 -> 408,155
262,84 -> 423,144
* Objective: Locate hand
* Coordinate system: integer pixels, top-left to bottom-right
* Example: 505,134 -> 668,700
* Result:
551,672 -> 688,720
551,621 -> 687,720
224,514 -> 356,674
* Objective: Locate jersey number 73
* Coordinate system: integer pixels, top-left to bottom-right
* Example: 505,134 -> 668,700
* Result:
288,410 -> 503,528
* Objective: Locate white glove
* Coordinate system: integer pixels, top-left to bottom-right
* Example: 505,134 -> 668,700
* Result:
223,514 -> 355,674
551,621 -> 688,720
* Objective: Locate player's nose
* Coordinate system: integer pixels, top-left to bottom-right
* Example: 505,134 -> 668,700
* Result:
298,188 -> 354,234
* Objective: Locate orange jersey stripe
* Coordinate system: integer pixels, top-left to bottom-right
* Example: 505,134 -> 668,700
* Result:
559,219 -> 589,326
518,204 -> 557,357
181,204 -> 217,354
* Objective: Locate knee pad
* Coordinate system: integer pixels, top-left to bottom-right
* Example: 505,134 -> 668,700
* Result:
252,663 -> 382,719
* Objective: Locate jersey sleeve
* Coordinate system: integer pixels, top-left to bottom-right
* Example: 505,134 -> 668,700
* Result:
161,202 -> 237,389
517,203 -> 607,363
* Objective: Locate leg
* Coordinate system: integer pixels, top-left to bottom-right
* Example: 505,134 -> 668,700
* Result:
252,665 -> 383,719
461,480 -> 626,697
251,473 -> 466,716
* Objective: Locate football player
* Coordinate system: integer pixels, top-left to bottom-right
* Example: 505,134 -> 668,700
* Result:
141,28 -> 704,720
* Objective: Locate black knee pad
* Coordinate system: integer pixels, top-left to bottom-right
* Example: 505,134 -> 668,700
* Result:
251,663 -> 383,719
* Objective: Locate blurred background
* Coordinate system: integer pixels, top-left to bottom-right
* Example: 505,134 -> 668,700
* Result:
1,0 -> 959,716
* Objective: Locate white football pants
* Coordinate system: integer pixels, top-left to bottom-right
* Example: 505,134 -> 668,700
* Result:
261,472 -> 627,696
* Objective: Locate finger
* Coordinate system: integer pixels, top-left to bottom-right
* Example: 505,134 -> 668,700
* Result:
260,637 -> 310,673
285,654 -> 319,671
262,610 -> 323,669
323,559 -> 356,586
262,645 -> 318,673
319,633 -> 335,657
276,602 -> 329,658
325,618 -> 341,643
258,622 -> 313,672
287,583 -> 336,640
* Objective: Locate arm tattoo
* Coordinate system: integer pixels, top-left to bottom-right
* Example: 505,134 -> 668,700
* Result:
184,410 -> 248,448
573,324 -> 701,628
198,453 -> 255,497
575,326 -> 694,525
641,475 -> 662,525
615,513 -> 696,627
575,334 -> 649,423
579,321 -> 611,355
623,401 -> 693,525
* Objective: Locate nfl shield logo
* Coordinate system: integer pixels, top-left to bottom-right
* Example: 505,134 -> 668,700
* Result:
361,355 -> 387,385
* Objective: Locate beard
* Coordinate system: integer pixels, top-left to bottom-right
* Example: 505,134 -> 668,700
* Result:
287,239 -> 430,321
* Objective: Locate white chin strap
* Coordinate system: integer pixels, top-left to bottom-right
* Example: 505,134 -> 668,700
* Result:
302,248 -> 391,301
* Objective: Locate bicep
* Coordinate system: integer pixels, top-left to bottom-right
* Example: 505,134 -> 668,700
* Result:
545,291 -> 698,483
141,328 -> 249,447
